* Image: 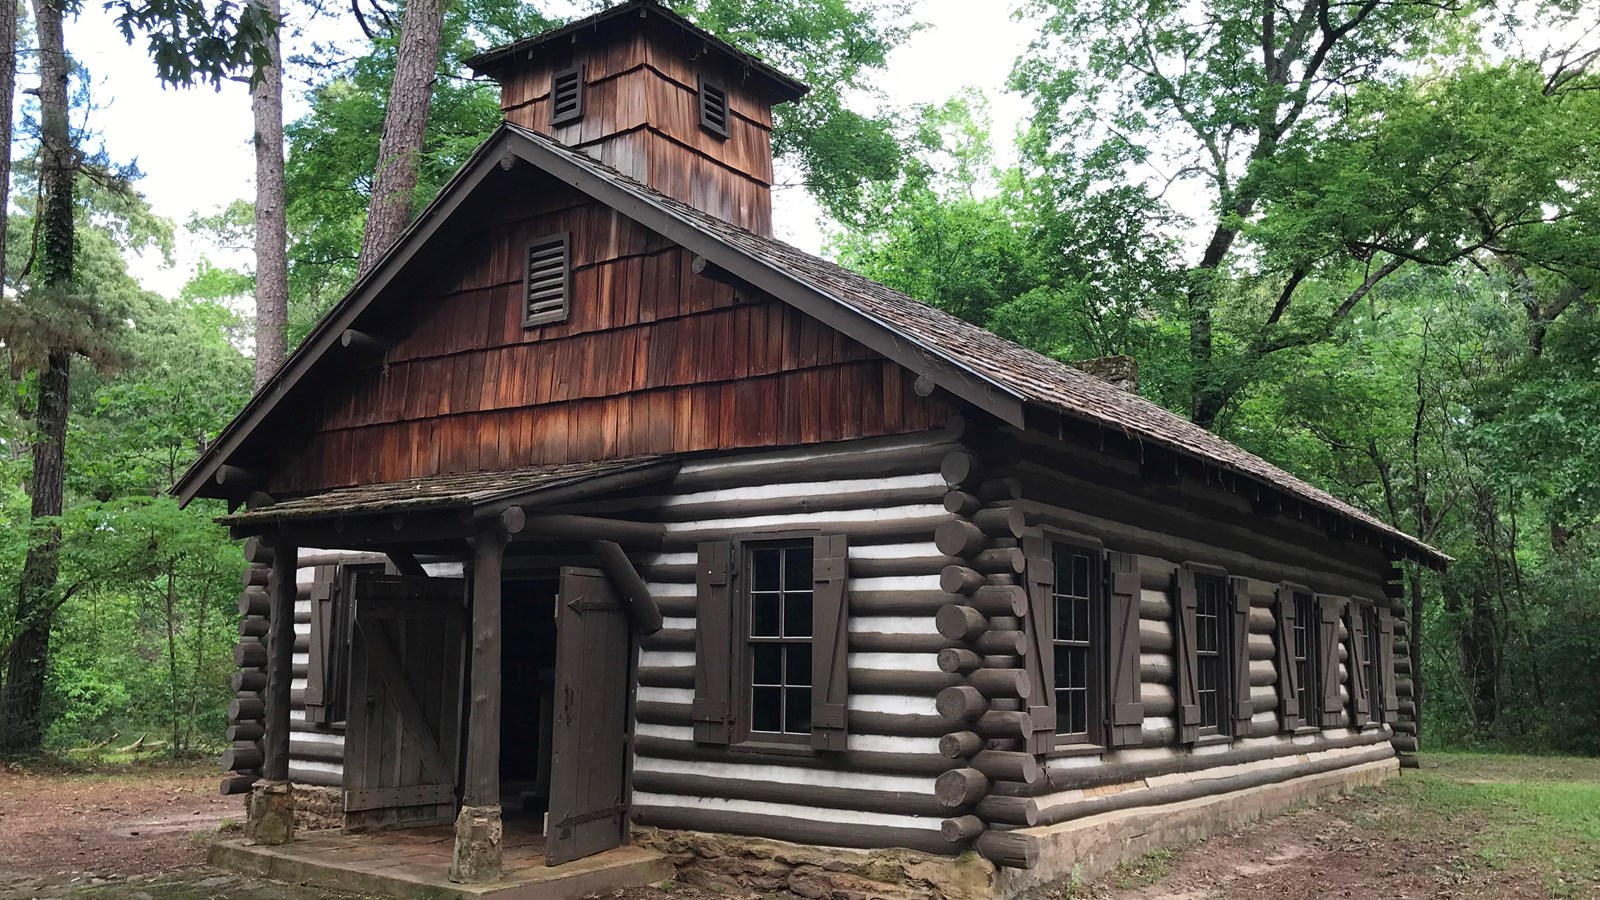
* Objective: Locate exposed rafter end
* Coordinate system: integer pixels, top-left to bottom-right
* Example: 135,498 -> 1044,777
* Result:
340,329 -> 391,359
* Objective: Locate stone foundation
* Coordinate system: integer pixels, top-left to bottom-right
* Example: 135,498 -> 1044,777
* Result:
246,780 -> 295,846
292,785 -> 343,831
638,758 -> 1400,900
634,829 -> 995,900
448,803 -> 504,884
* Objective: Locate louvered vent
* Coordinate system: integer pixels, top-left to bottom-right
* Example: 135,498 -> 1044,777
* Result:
524,234 -> 571,327
699,77 -> 730,139
550,64 -> 585,126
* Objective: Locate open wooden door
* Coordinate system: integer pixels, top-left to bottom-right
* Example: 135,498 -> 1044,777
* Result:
343,573 -> 466,831
546,566 -> 632,866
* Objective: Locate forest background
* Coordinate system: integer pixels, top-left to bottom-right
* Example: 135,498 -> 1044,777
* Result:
0,0 -> 1596,760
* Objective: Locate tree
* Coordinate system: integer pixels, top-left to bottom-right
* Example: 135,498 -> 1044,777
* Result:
0,0 -> 80,751
356,0 -> 447,276
251,0 -> 287,388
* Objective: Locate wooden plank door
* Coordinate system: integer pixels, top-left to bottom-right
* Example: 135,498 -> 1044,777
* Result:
343,573 -> 467,831
546,567 -> 632,866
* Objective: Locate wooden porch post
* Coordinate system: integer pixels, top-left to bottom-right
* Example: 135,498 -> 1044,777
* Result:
248,538 -> 297,845
451,529 -> 510,883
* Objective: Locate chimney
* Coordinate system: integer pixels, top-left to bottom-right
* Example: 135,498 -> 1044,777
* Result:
467,0 -> 809,236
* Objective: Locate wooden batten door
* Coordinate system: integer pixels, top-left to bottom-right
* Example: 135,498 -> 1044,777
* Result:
342,573 -> 467,830
546,566 -> 632,866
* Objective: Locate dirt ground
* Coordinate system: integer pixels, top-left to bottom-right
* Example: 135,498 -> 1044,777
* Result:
0,754 -> 1588,899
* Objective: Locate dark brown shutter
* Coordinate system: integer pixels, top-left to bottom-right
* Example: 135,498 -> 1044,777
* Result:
692,541 -> 735,744
524,234 -> 571,327
811,534 -> 849,751
302,565 -> 338,725
1105,552 -> 1143,747
1021,535 -> 1056,754
1228,577 -> 1253,736
1347,601 -> 1371,727
1317,595 -> 1343,729
699,77 -> 730,138
1378,607 -> 1400,719
1173,568 -> 1200,745
1274,585 -> 1301,731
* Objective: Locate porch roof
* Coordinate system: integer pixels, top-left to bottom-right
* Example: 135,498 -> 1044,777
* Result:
220,457 -> 677,527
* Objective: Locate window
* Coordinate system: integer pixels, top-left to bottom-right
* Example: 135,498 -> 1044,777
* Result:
699,77 -> 730,139
1052,547 -> 1101,743
746,543 -> 813,739
1293,590 -> 1319,727
1194,574 -> 1229,734
1362,604 -> 1384,725
523,233 -> 571,327
549,64 -> 584,126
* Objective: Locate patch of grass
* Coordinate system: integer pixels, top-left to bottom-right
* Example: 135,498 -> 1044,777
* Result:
1107,848 -> 1176,889
1368,753 -> 1600,898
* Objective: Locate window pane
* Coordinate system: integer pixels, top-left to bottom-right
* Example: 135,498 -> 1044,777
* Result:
752,548 -> 781,593
753,643 -> 782,685
751,686 -> 782,733
784,590 -> 813,638
785,687 -> 812,734
1054,645 -> 1074,690
784,547 -> 813,591
1054,596 -> 1073,642
785,644 -> 812,686
1073,554 -> 1091,598
751,592 -> 781,636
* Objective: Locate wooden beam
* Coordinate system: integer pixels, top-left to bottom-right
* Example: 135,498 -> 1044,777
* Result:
215,464 -> 263,490
589,540 -> 664,635
339,329 -> 390,357
388,552 -> 428,577
462,530 -> 510,808
263,542 -> 297,781
517,513 -> 664,547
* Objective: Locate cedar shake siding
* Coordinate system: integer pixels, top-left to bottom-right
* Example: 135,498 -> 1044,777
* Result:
263,175 -> 953,496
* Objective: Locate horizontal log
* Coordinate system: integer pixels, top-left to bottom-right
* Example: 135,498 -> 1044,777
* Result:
227,722 -> 265,742
968,585 -> 1027,617
229,696 -> 264,722
243,565 -> 270,588
935,519 -> 988,558
631,769 -> 950,819
993,727 -> 1397,797
975,830 -> 1036,870
940,565 -> 987,596
970,668 -> 1031,701
974,793 -> 1038,827
219,774 -> 257,796
940,731 -> 983,759
519,514 -> 663,547
288,766 -> 343,788
973,710 -> 1033,740
938,648 -> 984,674
942,815 -> 984,843
936,606 -> 988,642
1030,744 -> 1397,828
666,437 -> 953,494
633,804 -> 954,856
972,750 -> 1038,784
972,547 -> 1026,574
943,491 -> 983,517
935,767 -> 988,808
633,734 -> 957,776
941,451 -> 984,489
242,537 -> 274,566
220,742 -> 262,772
1392,734 -> 1418,752
937,686 -> 988,722
973,630 -> 1026,657
233,641 -> 267,669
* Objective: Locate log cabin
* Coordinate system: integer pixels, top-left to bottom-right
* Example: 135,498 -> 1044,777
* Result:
176,0 -> 1446,893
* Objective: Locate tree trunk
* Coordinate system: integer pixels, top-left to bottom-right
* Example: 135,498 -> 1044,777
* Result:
0,0 -> 16,291
0,0 -> 73,752
251,0 -> 288,390
355,0 -> 446,277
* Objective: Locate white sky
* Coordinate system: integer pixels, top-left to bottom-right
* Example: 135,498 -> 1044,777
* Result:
66,0 -> 1040,298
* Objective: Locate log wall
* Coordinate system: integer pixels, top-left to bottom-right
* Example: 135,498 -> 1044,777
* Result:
927,419 -> 1402,863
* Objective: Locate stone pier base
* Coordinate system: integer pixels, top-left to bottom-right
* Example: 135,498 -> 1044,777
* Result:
448,803 -> 504,884
247,780 -> 296,846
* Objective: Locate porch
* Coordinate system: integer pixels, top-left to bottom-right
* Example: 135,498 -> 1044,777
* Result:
208,822 -> 673,900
